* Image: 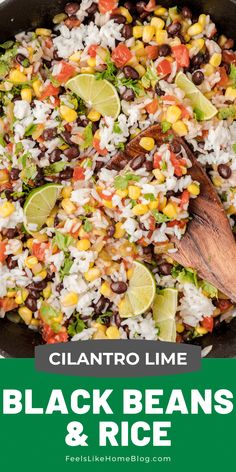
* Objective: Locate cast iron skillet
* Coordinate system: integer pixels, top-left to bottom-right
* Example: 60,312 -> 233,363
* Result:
0,0 -> 236,357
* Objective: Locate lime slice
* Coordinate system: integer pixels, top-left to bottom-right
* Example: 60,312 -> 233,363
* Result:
175,71 -> 218,120
119,261 -> 156,318
66,74 -> 120,119
24,184 -> 62,232
153,288 -> 178,342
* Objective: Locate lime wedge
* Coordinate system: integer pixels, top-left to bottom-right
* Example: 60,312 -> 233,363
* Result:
23,184 -> 62,232
175,71 -> 218,120
66,74 -> 120,119
119,261 -> 156,318
153,288 -> 178,342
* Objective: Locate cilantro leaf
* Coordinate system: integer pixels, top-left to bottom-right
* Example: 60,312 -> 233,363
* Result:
60,254 -> 73,279
24,123 -> 37,137
114,172 -> 141,190
22,164 -> 37,182
0,40 -> 14,50
141,62 -> 158,89
96,311 -> 113,325
40,304 -> 59,324
117,77 -> 143,96
218,106 -> 236,120
113,122 -> 122,134
95,55 -> 117,82
44,161 -> 66,175
230,64 -> 236,87
161,121 -> 172,133
172,265 -> 198,286
0,135 -> 6,147
200,280 -> 218,299
68,314 -> 86,337
53,230 -> 74,252
83,219 -> 93,233
152,209 -> 170,223
144,193 -> 155,201
81,123 -> 93,150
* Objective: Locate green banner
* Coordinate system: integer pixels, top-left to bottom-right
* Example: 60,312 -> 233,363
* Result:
0,359 -> 234,471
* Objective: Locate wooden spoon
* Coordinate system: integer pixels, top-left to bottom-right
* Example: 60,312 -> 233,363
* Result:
107,124 -> 236,302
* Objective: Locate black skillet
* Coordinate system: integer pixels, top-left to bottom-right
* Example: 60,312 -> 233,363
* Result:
0,0 -> 236,357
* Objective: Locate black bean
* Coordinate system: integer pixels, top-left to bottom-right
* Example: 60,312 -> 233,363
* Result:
53,49 -> 62,61
110,14 -> 126,24
114,312 -> 121,328
166,190 -> 175,199
143,245 -> 153,255
111,281 -> 128,294
29,290 -> 41,300
121,24 -> 133,39
155,84 -> 165,96
124,1 -> 135,12
121,88 -> 135,101
25,296 -> 38,312
65,2 -> 79,15
60,167 -> 73,180
145,160 -> 153,171
123,66 -> 139,80
191,53 -> 205,69
94,296 -> 108,315
56,282 -> 64,293
27,280 -> 47,291
4,133 -> 10,144
192,70 -> 204,85
4,189 -> 13,201
167,21 -> 181,36
158,44 -> 171,57
170,139 -> 181,154
94,160 -> 104,173
182,6 -> 192,18
10,167 -> 20,180
6,256 -> 18,270
49,149 -> 61,163
87,2 -> 98,16
1,228 -> 17,239
159,262 -> 173,276
77,117 -> 89,127
61,130 -> 74,145
63,145 -> 80,160
42,128 -> 57,141
15,53 -> 30,67
130,155 -> 145,170
139,221 -> 147,231
136,1 -> 149,19
217,164 -> 232,179
107,225 -> 115,237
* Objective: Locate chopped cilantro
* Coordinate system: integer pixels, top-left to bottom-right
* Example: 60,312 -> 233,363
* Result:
114,172 -> 141,190
22,164 -> 37,182
60,254 -> 73,279
200,280 -> 218,299
81,123 -> 93,150
218,106 -> 236,120
83,219 -> 93,233
230,64 -> 236,87
152,209 -> 170,223
172,265 -> 198,286
44,161 -> 66,175
144,193 -> 155,201
117,77 -> 143,96
141,62 -> 158,89
116,142 -> 125,151
0,40 -> 14,50
96,311 -> 113,325
0,135 -> 6,147
68,314 -> 86,337
53,230 -> 74,252
95,54 -> 117,82
113,122 -> 122,134
161,121 -> 172,133
24,123 -> 37,137
15,142 -> 23,154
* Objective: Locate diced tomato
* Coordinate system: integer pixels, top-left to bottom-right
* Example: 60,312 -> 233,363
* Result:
162,95 -> 178,103
54,61 -> 76,84
144,0 -> 157,11
172,45 -> 190,68
99,190 -> 114,201
93,137 -> 108,156
180,190 -> 190,209
170,152 -> 186,176
111,44 -> 133,68
153,153 -> 162,169
157,59 -> 172,76
65,17 -> 81,28
145,45 -> 159,60
201,316 -> 214,333
218,67 -> 229,87
178,104 -> 190,119
167,219 -> 187,229
0,298 -> 18,312
217,299 -> 233,312
88,44 -> 98,57
40,83 -> 60,100
145,98 -> 158,114
73,166 -> 85,181
0,241 -> 7,263
42,324 -> 68,344
32,242 -> 50,262
98,0 -> 118,13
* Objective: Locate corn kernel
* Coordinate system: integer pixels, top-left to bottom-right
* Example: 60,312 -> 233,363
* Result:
151,17 -> 165,29
46,217 -> 54,227
188,22 -> 203,37
69,51 -> 81,62
0,169 -> 9,184
139,137 -> 155,151
142,25 -> 155,43
19,306 -> 32,325
37,269 -> 47,280
84,267 -> 101,282
149,200 -> 159,210
92,330 -> 107,339
172,120 -> 188,137
21,87 -> 32,102
132,203 -> 149,216
163,202 -> 178,219
176,322 -> 185,333
61,198 -> 76,215
60,105 -> 77,123
53,12 -> 67,24
30,319 -> 40,327
152,169 -> 165,183
134,64 -> 146,77
209,52 -> 222,68
158,196 -> 167,211
212,175 -> 222,187
128,185 -> 141,200
61,186 -> 72,199
154,7 -> 167,16
7,290 -> 16,298
43,282 -> 51,299
116,189 -> 128,198
25,256 -> 38,269
196,326 -> 208,335
198,14 -> 207,26
62,292 -> 79,307
100,282 -> 111,298
106,326 -> 120,339
87,57 -> 96,67
92,322 -> 107,334
155,30 -> 168,45
166,105 -> 182,124
187,183 -> 200,196
114,222 -> 125,239
32,79 -> 42,97
35,28 -> 52,36
102,199 -> 113,209
119,6 -> 132,23
15,288 -> 29,305
225,87 -> 236,101
32,263 -> 43,275
9,69 -> 27,84
77,239 -> 91,251
0,201 -> 15,218
87,109 -> 101,122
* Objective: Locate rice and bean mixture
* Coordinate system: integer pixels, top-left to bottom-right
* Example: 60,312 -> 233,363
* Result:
0,0 -> 235,345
